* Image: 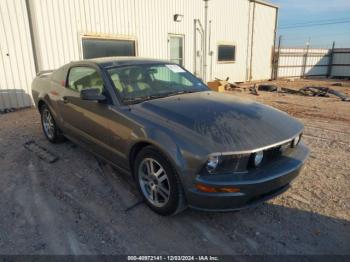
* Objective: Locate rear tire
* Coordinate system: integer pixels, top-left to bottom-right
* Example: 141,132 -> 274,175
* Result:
40,104 -> 65,143
134,146 -> 186,215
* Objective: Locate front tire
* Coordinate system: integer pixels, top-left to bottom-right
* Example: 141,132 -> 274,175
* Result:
134,146 -> 186,215
40,104 -> 65,143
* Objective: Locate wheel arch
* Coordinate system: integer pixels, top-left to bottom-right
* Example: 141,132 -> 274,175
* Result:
37,99 -> 46,112
128,138 -> 185,180
129,141 -> 153,173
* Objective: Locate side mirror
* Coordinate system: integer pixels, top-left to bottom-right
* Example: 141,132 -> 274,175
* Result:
80,88 -> 106,101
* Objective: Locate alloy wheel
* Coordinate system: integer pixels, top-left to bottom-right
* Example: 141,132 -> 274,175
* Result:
138,158 -> 171,207
42,109 -> 55,140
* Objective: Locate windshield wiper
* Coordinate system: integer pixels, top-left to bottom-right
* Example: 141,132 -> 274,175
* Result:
122,90 -> 197,105
164,90 -> 196,97
122,94 -> 169,104
122,96 -> 150,105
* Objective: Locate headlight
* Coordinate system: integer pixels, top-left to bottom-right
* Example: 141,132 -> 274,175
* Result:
252,150 -> 264,167
205,154 -> 249,174
206,155 -> 220,173
292,134 -> 302,148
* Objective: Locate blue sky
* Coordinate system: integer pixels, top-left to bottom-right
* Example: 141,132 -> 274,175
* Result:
272,0 -> 350,48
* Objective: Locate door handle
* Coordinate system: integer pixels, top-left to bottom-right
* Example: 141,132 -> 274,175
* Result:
62,96 -> 68,104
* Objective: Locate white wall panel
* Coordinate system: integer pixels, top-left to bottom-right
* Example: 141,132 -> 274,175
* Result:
0,0 -> 35,110
208,0 -> 251,82
279,56 -> 304,66
30,0 -> 205,74
332,51 -> 350,76
307,55 -> 329,66
277,48 -> 331,78
29,0 -> 276,82
305,66 -> 327,76
1,0 -> 279,109
278,67 -> 302,78
333,53 -> 350,64
332,66 -> 350,77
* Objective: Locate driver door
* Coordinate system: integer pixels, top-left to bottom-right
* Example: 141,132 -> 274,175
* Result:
58,66 -> 113,159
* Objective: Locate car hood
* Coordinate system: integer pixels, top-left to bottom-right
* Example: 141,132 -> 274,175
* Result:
131,91 -> 303,153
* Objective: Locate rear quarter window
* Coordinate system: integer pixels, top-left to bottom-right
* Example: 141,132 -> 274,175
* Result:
51,65 -> 68,84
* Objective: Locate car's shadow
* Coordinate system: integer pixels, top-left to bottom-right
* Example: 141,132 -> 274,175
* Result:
7,136 -> 349,255
108,160 -> 350,255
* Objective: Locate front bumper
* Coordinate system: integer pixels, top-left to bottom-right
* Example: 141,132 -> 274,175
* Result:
186,143 -> 310,211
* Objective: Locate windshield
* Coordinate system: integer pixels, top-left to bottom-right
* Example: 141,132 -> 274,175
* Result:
107,64 -> 208,104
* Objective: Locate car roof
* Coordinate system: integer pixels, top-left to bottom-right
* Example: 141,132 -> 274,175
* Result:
72,56 -> 174,69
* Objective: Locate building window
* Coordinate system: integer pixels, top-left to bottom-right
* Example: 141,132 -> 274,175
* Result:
217,44 -> 236,62
82,38 -> 136,59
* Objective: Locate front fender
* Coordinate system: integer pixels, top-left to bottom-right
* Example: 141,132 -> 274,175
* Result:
128,125 -> 208,191
131,127 -> 186,176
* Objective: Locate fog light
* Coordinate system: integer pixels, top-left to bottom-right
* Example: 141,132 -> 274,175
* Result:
206,155 -> 220,173
292,134 -> 302,148
253,151 -> 264,167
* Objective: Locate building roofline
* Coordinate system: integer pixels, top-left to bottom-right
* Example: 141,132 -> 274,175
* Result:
250,0 -> 279,9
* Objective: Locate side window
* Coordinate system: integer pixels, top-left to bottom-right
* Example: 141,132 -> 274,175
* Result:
68,67 -> 104,93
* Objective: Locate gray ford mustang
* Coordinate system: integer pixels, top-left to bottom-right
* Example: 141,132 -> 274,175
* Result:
32,57 -> 309,215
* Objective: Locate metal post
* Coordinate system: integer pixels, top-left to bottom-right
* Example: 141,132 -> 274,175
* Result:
193,19 -> 197,76
249,1 -> 256,81
302,40 -> 310,78
271,7 -> 279,80
203,0 -> 209,82
209,20 -> 213,80
25,0 -> 39,74
245,1 -> 252,81
274,35 -> 282,80
327,41 -> 335,78
196,19 -> 205,79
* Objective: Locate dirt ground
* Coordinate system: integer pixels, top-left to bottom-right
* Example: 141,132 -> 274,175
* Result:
0,78 -> 349,255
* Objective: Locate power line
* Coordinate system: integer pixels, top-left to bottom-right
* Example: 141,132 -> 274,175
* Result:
281,31 -> 350,40
280,17 -> 350,27
279,20 -> 350,29
281,29 -> 350,37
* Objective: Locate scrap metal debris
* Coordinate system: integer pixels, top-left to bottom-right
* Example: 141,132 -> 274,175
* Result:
300,86 -> 350,101
332,82 -> 343,87
258,84 -> 350,102
24,140 -> 59,163
208,77 -> 349,101
258,85 -> 278,92
0,108 -> 16,114
249,84 -> 259,96
280,87 -> 300,95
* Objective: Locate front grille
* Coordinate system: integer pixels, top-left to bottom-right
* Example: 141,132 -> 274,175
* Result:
247,141 -> 294,170
199,141 -> 296,176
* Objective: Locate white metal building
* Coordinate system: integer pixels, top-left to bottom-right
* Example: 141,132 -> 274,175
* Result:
0,0 -> 278,110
